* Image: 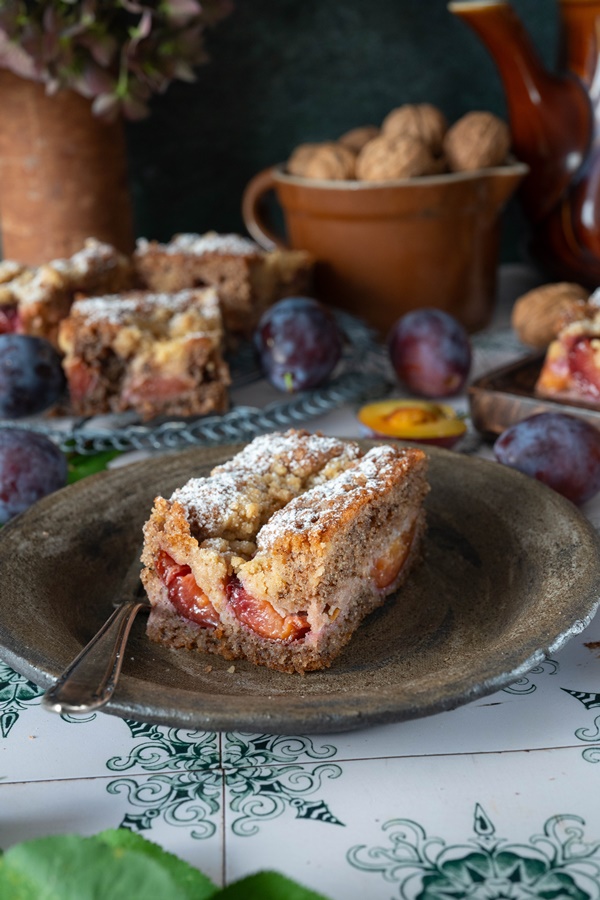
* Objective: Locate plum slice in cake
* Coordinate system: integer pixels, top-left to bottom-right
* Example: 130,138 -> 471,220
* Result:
141,430 -> 429,673
536,310 -> 600,405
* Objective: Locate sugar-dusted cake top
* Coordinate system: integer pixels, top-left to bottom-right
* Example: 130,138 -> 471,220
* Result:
0,260 -> 29,285
50,238 -> 128,279
170,430 -> 364,542
69,287 -> 219,326
256,444 -> 424,549
13,238 -> 132,310
135,231 -> 261,258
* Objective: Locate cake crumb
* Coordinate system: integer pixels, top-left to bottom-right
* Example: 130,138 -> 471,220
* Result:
205,665 -> 213,673
227,666 -> 236,673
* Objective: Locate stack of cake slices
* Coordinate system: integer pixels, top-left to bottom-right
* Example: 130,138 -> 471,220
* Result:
0,233 -> 314,420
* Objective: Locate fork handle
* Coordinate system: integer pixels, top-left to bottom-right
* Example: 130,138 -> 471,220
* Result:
42,598 -> 147,715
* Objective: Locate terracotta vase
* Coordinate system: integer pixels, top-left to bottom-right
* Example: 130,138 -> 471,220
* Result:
0,70 -> 135,265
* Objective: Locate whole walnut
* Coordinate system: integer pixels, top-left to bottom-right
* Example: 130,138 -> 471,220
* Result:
300,142 -> 356,180
338,125 -> 380,153
356,134 -> 438,181
382,103 -> 448,155
511,282 -> 590,349
287,142 -> 324,176
443,111 -> 511,171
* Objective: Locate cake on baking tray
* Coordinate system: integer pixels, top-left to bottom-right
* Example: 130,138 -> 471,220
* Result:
536,309 -> 600,404
141,430 -> 429,674
133,232 -> 314,336
58,287 -> 230,421
0,238 -> 133,345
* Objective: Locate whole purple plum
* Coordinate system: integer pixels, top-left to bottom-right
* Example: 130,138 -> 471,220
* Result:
493,412 -> 600,505
254,297 -> 343,392
388,308 -> 472,398
0,334 -> 66,418
0,428 -> 68,524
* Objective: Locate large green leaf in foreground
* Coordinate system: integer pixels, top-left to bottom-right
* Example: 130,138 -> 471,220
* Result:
0,830 -> 329,900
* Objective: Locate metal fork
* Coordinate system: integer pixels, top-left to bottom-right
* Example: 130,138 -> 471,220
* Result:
42,556 -> 149,715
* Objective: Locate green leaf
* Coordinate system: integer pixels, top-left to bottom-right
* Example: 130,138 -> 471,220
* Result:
0,832 -> 333,900
219,870 -> 330,900
67,450 -> 122,484
0,831 -> 218,900
97,829 -> 216,897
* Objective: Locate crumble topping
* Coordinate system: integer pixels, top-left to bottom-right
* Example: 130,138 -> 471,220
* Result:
170,431 -> 364,541
256,446 -> 412,547
69,288 -> 221,330
51,238 -> 125,278
0,260 -> 29,284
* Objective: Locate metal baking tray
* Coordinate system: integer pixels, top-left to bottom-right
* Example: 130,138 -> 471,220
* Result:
468,354 -> 600,438
0,311 -> 392,455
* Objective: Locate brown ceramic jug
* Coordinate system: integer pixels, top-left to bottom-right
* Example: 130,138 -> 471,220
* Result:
242,164 -> 526,335
450,0 -> 600,287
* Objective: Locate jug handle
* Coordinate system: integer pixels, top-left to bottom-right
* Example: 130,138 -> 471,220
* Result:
242,167 -> 288,251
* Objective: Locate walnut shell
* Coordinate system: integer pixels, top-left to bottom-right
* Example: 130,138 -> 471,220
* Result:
292,142 -> 356,180
443,111 -> 511,172
287,142 -> 324,176
382,103 -> 448,154
338,125 -> 380,153
511,282 -> 590,349
356,134 -> 438,181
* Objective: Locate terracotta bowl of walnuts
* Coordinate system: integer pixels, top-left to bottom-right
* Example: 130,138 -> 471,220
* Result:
242,104 -> 528,335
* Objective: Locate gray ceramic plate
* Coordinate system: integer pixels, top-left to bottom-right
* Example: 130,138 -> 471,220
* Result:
1,442 -> 599,734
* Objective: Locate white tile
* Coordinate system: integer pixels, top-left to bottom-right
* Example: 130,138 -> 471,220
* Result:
0,772 -> 224,883
0,664 -> 220,783
223,746 -> 600,899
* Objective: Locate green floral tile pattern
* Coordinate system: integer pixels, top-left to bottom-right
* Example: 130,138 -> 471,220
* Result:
223,733 -> 338,767
107,771 -> 222,839
103,729 -> 344,840
107,721 -> 220,772
562,690 -> 600,764
347,805 -> 600,899
0,662 -> 43,738
502,658 -> 559,694
226,762 -> 344,836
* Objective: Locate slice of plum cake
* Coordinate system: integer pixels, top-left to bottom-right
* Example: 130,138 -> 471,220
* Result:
58,287 -> 230,420
141,430 -> 429,673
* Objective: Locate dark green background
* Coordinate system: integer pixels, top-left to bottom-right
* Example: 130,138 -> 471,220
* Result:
125,0 -> 558,262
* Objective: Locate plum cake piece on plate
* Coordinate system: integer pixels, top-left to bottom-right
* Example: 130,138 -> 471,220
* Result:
58,287 -> 230,420
141,430 -> 429,673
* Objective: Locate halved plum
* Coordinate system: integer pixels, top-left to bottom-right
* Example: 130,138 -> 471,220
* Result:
357,399 -> 466,448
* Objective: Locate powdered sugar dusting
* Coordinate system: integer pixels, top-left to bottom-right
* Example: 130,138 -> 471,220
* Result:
70,287 -> 220,326
214,431 -> 361,479
136,231 -> 261,259
169,430 -> 364,539
256,445 -> 412,548
0,260 -> 28,284
51,238 -> 122,277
